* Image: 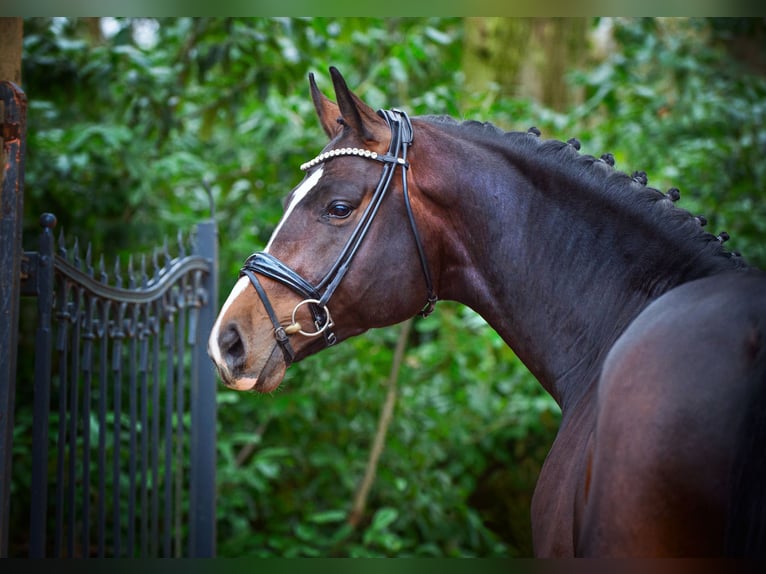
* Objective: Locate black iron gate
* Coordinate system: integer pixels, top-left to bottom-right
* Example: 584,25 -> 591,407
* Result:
0,81 -> 218,558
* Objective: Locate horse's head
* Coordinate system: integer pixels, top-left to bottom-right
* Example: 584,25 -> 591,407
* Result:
208,67 -> 437,392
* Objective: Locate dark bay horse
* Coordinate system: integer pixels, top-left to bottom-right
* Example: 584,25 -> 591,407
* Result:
207,67 -> 766,557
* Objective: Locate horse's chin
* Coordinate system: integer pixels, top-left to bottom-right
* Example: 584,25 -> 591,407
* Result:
218,348 -> 287,393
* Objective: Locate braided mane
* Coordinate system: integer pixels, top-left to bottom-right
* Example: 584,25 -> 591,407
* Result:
420,115 -> 750,274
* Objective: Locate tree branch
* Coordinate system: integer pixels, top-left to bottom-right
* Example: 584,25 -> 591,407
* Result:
348,318 -> 413,528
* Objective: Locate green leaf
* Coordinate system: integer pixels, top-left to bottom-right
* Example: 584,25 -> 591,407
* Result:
308,509 -> 347,524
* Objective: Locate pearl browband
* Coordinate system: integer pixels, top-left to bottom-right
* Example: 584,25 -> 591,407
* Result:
300,147 -> 408,171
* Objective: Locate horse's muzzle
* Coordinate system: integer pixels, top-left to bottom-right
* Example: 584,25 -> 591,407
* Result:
208,322 -> 287,392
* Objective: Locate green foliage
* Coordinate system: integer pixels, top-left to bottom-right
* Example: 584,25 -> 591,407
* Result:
214,304 -> 555,557
16,17 -> 766,558
567,17 -> 766,268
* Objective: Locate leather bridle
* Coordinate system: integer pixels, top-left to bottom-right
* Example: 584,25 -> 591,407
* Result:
239,108 -> 437,366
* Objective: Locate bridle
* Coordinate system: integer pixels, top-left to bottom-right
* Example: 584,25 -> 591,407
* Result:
239,108 -> 437,366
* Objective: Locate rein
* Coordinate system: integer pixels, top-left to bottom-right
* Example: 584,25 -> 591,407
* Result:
239,108 -> 437,365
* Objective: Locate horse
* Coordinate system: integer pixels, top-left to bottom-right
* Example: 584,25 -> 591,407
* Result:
207,67 -> 766,558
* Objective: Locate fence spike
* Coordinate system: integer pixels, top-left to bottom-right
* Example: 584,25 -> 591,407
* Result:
163,236 -> 171,267
141,253 -> 148,287
99,253 -> 107,283
128,254 -> 136,288
73,236 -> 81,269
86,242 -> 94,277
152,247 -> 160,281
57,227 -> 67,257
114,254 -> 123,288
177,229 -> 186,258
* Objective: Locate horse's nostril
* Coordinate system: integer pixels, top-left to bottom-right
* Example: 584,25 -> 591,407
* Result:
219,323 -> 246,371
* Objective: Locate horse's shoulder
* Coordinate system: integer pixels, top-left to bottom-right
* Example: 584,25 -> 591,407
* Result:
605,271 -> 766,378
597,271 -> 766,441
581,272 -> 766,557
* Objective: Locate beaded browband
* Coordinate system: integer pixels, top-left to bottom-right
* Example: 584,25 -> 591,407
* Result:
300,147 -> 408,172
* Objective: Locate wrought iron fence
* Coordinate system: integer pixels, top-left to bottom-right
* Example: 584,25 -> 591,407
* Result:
0,80 -> 218,558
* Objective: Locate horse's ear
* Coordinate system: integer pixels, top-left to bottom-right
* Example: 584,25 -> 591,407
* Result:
329,66 -> 387,143
310,72 -> 342,139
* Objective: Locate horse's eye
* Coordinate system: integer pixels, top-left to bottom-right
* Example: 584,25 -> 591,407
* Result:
327,201 -> 353,219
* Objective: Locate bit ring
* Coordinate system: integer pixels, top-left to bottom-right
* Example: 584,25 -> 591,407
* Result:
290,299 -> 334,337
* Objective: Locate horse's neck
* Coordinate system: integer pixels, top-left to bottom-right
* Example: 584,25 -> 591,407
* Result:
416,123 -> 730,412
447,188 -> 649,411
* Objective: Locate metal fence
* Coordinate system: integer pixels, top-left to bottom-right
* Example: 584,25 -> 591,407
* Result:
0,80 -> 218,558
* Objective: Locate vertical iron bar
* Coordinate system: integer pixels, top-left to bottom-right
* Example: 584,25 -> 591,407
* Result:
111,306 -> 125,557
139,306 -> 149,557
97,300 -> 110,558
127,305 -> 138,557
67,286 -> 82,557
81,292 -> 96,557
174,290 -> 186,558
0,80 -> 27,559
150,302 -> 161,557
53,278 -> 70,557
162,312 -> 175,557
28,213 -> 57,557
189,220 -> 217,557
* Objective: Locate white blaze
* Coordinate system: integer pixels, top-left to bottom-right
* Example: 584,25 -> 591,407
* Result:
208,275 -> 251,367
208,167 -> 324,366
265,166 -> 324,252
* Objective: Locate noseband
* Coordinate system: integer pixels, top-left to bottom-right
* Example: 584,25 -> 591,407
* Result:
239,108 -> 437,365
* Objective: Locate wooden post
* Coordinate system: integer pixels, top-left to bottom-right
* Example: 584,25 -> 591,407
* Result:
0,19 -> 23,86
0,17 -> 24,558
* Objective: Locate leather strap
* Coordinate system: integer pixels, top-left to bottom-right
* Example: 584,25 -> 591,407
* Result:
240,269 -> 296,365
